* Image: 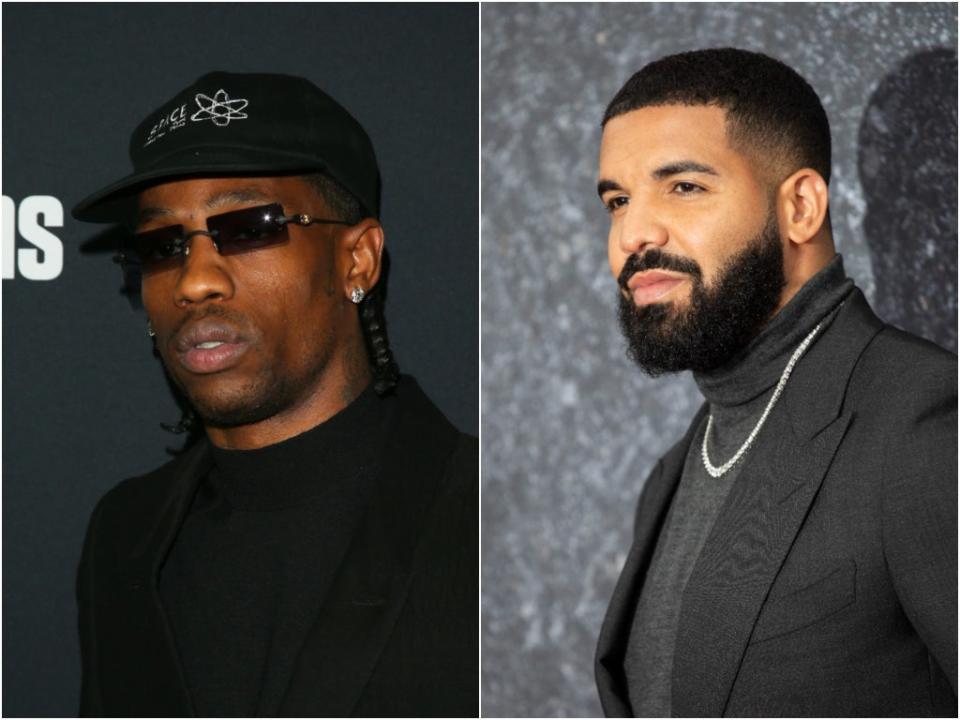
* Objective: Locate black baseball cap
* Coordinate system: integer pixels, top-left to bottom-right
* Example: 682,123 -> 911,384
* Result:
71,71 -> 380,223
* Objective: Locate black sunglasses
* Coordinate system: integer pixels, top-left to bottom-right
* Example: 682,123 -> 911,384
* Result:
113,202 -> 351,277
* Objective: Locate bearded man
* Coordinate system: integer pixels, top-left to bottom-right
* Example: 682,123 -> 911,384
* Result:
71,72 -> 476,717
594,49 -> 956,717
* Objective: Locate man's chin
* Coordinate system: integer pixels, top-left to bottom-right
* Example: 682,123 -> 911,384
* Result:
635,301 -> 690,322
617,294 -> 706,375
177,376 -> 284,429
189,396 -> 279,429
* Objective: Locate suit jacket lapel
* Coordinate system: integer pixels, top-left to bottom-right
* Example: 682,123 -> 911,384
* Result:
671,407 -> 853,716
596,404 -> 708,717
279,380 -> 459,717
102,439 -> 212,717
672,290 -> 884,717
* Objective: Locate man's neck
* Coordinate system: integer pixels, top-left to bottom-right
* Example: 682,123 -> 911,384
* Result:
693,253 -> 852,408
773,239 -> 837,316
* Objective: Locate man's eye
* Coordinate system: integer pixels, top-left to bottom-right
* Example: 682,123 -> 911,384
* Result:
153,241 -> 182,259
228,225 -> 276,249
673,182 -> 704,195
605,196 -> 628,213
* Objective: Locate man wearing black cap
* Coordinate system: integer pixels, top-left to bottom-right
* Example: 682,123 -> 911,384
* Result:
72,72 -> 477,717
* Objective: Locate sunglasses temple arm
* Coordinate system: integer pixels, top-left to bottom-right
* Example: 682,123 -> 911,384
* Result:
307,219 -> 352,226
279,213 -> 353,228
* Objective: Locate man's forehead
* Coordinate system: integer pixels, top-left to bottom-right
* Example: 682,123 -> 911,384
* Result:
136,176 -> 310,221
139,176 -> 283,204
598,104 -> 735,174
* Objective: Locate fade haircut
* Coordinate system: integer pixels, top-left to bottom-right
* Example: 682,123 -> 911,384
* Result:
302,171 -> 364,225
603,48 -> 832,186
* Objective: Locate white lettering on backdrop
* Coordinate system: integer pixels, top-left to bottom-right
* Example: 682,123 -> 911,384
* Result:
1,195 -> 64,280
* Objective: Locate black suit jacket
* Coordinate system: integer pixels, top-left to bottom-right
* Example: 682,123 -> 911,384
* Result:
77,378 -> 478,717
596,290 -> 957,717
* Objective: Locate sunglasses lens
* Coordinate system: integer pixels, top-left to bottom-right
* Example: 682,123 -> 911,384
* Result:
132,225 -> 187,274
122,204 -> 290,285
209,204 -> 289,256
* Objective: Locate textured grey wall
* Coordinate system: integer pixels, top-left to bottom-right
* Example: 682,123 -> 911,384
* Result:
480,3 -> 957,717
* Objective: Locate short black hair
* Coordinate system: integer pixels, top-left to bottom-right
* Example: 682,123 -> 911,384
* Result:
603,48 -> 832,185
302,171 -> 364,225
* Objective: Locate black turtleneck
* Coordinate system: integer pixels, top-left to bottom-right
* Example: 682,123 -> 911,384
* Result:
624,255 -> 855,716
158,382 -> 388,717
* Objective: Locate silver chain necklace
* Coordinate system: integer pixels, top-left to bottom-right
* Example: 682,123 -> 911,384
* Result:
701,320 -> 824,478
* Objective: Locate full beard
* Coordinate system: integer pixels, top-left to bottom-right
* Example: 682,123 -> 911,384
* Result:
616,214 -> 785,376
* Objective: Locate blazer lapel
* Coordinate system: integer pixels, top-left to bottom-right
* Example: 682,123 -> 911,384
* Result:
100,439 -> 212,717
672,290 -> 884,717
279,380 -> 459,717
671,408 -> 853,717
596,404 -> 708,717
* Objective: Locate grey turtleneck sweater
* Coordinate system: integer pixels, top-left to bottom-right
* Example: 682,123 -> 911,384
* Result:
623,255 -> 855,717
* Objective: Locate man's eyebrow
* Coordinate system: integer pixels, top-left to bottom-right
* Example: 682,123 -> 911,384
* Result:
597,179 -> 623,198
137,206 -> 175,225
651,160 -> 719,179
136,187 -> 275,226
596,162 -> 719,198
205,186 -> 274,209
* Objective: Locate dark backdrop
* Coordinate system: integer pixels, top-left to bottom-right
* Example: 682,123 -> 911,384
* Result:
2,4 -> 477,716
481,3 -> 957,716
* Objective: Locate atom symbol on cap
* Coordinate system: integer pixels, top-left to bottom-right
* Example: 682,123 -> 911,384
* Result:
191,89 -> 249,127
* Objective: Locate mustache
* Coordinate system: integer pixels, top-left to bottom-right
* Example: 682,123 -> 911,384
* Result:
617,249 -> 702,292
168,304 -> 253,340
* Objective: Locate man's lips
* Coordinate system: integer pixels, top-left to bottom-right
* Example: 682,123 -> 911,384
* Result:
173,321 -> 250,374
625,270 -> 688,306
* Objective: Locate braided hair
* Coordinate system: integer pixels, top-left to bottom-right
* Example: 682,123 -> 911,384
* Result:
357,248 -> 400,395
159,171 -> 399,446
302,171 -> 399,396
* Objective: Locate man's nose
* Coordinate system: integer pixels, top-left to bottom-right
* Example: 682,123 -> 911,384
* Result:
616,206 -> 668,256
174,234 -> 235,307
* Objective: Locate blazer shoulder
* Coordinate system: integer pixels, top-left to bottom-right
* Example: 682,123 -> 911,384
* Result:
77,452 -> 189,604
410,431 -> 477,540
447,433 -> 478,486
405,429 -> 477,601
863,324 -> 956,374
848,324 -> 957,414
96,442 -> 204,517
375,378 -> 476,529
392,374 -> 475,469
843,323 -> 956,508
82,440 -> 209,555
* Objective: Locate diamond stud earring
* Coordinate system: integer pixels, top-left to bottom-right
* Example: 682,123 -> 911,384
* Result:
147,320 -> 156,338
350,287 -> 366,304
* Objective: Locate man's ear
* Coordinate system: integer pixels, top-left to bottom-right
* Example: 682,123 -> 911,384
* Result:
777,168 -> 829,246
339,218 -> 384,300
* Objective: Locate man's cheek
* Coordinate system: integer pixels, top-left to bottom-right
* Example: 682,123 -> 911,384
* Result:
608,250 -> 625,281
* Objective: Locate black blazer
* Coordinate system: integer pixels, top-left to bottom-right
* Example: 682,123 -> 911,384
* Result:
596,290 -> 957,717
77,378 -> 478,717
